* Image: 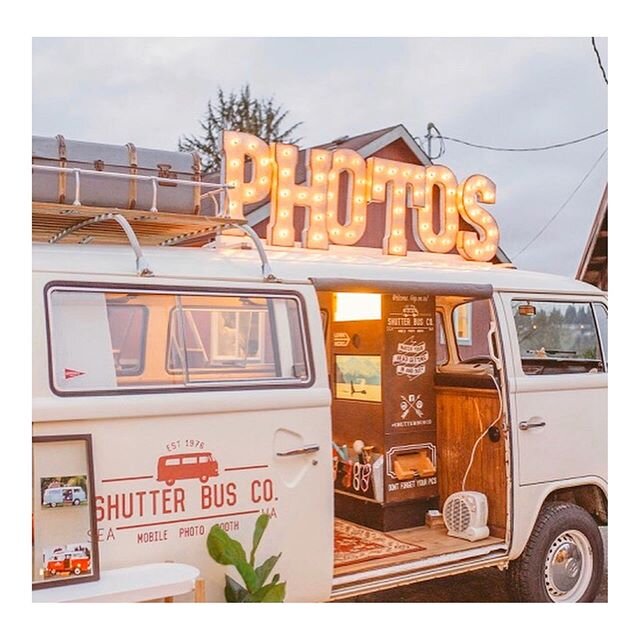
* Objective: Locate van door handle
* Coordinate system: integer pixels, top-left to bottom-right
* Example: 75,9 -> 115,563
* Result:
519,419 -> 546,431
277,444 -> 320,457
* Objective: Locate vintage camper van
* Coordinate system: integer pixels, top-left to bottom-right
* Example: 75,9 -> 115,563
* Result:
31,132 -> 607,603
42,486 -> 87,507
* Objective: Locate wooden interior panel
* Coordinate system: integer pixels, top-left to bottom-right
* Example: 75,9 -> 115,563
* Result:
435,386 -> 507,538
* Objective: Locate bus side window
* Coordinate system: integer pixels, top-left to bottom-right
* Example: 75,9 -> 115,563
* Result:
593,302 -> 608,368
48,287 -> 311,394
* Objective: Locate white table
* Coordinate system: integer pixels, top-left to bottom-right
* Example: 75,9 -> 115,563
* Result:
32,562 -> 201,603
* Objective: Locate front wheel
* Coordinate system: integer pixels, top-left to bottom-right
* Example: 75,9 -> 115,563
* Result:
507,502 -> 604,602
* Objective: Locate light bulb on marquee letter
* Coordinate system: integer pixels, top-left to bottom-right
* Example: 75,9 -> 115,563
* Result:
367,157 -> 426,256
267,143 -> 332,249
414,165 -> 459,253
221,131 -> 273,218
325,149 -> 368,245
456,175 -> 499,261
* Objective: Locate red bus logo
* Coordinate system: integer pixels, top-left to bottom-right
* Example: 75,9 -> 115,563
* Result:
157,452 -> 219,485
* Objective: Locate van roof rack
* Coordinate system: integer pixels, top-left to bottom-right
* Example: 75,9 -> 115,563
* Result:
32,165 -> 277,281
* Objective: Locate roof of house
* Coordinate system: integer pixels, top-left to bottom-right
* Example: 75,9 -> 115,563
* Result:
245,123 -> 431,224
576,185 -> 608,290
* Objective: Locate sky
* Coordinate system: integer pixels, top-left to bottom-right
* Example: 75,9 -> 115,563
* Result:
32,37 -> 608,276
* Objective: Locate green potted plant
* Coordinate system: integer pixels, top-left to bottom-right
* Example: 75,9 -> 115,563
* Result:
207,514 -> 286,602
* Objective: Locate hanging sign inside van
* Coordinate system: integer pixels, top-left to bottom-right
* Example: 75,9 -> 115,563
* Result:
221,131 -> 500,262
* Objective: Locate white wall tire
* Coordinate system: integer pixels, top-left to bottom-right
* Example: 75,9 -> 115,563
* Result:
507,502 -> 604,602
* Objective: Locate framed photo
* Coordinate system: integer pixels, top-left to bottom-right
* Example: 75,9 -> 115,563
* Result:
335,355 -> 382,402
32,435 -> 100,590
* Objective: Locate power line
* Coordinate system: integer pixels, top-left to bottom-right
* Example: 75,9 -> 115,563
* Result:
439,129 -> 607,153
512,147 -> 608,260
591,37 -> 608,85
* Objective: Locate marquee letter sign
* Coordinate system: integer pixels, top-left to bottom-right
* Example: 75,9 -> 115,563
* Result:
221,131 -> 500,262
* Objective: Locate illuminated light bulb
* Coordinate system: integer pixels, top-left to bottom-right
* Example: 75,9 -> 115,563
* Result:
314,194 -> 324,202
259,177 -> 268,184
414,172 -> 425,181
279,229 -> 289,238
331,229 -> 340,236
447,189 -> 456,196
447,207 -> 456,214
392,245 -> 402,253
394,207 -> 403,214
388,168 -> 398,175
485,191 -> 495,201
248,142 -> 257,150
231,159 -> 240,168
230,180 -> 238,188
439,237 -> 449,245
354,216 -> 364,222
443,173 -> 451,180
474,248 -> 483,257
482,215 -> 492,224
414,190 -> 423,197
465,197 -> 473,205
395,188 -> 404,196
357,178 -> 367,185
448,223 -> 457,231
393,229 -> 401,236
336,156 -> 345,163
283,149 -> 292,157
423,204 -> 431,212
313,233 -> 323,241
282,169 -> 291,177
421,223 -> 429,230
260,158 -> 270,166
231,138 -> 240,146
355,196 -> 364,204
318,155 -> 325,161
316,174 -> 325,182
245,189 -> 254,197
486,244 -> 496,252
403,170 -> 412,178
298,192 -> 307,200
346,231 -> 355,238
428,171 -> 435,179
327,193 -> 334,200
478,178 -> 486,186
374,185 -> 384,193
281,210 -> 289,217
281,189 -> 290,197
471,207 -> 481,217
427,238 -> 436,246
229,202 -> 237,209
352,158 -> 360,166
488,228 -> 498,238
314,214 -> 323,221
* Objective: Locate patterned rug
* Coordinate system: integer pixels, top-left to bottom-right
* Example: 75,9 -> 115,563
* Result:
334,518 -> 425,567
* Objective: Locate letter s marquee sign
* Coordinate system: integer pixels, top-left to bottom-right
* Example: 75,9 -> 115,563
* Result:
221,131 -> 500,262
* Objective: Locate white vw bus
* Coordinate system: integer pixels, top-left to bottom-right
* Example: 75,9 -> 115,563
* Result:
31,132 -> 607,603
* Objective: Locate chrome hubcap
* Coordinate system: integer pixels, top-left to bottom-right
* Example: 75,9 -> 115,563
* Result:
544,530 -> 593,602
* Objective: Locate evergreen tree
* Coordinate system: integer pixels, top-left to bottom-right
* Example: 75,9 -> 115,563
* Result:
178,84 -> 303,174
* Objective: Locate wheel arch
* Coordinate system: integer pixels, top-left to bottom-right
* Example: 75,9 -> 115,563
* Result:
543,484 -> 607,526
510,477 -> 607,560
